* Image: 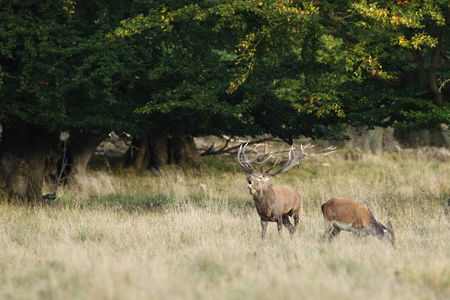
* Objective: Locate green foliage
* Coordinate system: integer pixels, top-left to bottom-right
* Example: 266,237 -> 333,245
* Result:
0,1 -> 136,133
111,0 -> 449,140
1,0 -> 448,144
340,0 -> 450,128
109,1 -> 353,140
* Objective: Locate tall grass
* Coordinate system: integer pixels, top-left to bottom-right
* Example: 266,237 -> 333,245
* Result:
0,152 -> 449,299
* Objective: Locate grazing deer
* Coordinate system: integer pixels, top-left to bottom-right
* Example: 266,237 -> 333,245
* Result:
321,197 -> 395,246
237,142 -> 305,240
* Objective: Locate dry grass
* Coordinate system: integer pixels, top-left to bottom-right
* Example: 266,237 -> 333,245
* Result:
0,152 -> 449,299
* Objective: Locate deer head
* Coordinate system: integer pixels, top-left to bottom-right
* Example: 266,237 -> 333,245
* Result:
237,142 -> 305,196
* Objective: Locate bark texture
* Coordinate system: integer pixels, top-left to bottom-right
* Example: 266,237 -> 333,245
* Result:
66,132 -> 104,177
0,125 -> 59,203
124,134 -> 202,170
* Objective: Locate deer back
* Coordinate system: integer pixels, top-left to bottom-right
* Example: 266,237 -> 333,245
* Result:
269,184 -> 301,207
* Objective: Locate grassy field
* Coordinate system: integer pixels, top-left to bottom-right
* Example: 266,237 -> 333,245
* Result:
0,150 -> 449,299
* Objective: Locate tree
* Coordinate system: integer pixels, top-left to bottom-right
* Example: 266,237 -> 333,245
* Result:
317,0 -> 450,131
115,0 -> 449,133
110,0 -> 353,171
113,1 -> 247,170
0,1 -> 145,202
113,0 -> 353,145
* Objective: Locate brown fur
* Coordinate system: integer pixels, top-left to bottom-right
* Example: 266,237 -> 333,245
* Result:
321,197 -> 395,246
247,173 -> 302,240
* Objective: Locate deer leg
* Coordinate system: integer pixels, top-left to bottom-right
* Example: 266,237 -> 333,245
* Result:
325,227 -> 341,242
261,220 -> 268,240
293,213 -> 299,229
277,218 -> 283,237
282,216 -> 295,238
323,221 -> 332,241
323,223 -> 341,242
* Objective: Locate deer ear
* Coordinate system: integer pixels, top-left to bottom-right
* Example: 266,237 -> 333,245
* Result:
387,221 -> 393,232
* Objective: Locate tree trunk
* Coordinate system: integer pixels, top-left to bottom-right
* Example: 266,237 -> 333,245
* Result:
123,134 -> 153,171
428,20 -> 447,107
168,135 -> 203,168
0,125 -> 59,204
394,127 -> 449,148
67,131 -> 104,177
124,134 -> 202,170
345,126 -> 401,153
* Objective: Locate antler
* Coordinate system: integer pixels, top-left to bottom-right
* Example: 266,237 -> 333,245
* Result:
237,142 -> 268,174
237,142 -> 306,176
262,145 -> 306,177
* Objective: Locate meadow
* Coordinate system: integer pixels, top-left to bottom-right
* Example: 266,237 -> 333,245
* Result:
0,149 -> 449,300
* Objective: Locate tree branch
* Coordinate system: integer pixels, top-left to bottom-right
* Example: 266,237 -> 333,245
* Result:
199,136 -> 281,156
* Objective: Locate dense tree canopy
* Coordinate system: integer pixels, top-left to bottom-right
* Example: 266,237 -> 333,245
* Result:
2,0 -> 448,140
113,0 -> 352,141
321,0 -> 450,130
114,0 -> 449,132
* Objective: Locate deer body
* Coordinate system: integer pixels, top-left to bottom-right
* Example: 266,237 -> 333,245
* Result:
249,178 -> 301,240
238,143 -> 305,240
321,197 -> 395,246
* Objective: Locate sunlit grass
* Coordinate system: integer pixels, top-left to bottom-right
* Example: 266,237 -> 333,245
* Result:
0,152 -> 449,299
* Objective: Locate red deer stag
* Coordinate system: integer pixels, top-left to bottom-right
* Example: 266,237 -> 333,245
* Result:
237,143 -> 305,240
321,197 -> 395,246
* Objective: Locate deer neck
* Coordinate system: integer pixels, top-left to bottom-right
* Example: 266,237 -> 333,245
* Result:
251,185 -> 272,203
